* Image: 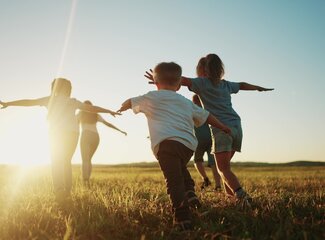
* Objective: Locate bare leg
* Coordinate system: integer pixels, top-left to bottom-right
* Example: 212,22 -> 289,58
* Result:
63,133 -> 79,193
194,162 -> 208,180
80,131 -> 99,181
214,151 -> 241,194
210,165 -> 222,187
222,178 -> 234,196
50,131 -> 79,199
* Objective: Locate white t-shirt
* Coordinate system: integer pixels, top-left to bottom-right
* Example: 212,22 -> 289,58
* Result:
40,96 -> 82,133
131,90 -> 210,157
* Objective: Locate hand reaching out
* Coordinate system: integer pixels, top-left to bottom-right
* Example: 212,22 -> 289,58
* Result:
0,101 -> 7,109
117,99 -> 131,113
117,107 -> 125,114
257,87 -> 274,92
110,111 -> 122,117
144,69 -> 155,84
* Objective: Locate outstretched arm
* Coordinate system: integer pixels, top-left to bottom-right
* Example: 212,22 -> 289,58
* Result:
99,117 -> 127,136
0,97 -> 48,109
206,114 -> 231,134
117,99 -> 132,113
79,103 -> 121,117
180,77 -> 192,88
239,82 -> 274,91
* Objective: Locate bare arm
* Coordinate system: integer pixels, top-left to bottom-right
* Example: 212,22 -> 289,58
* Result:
239,82 -> 274,91
180,77 -> 192,88
0,97 -> 48,109
206,114 -> 231,134
79,103 -> 121,117
117,99 -> 132,113
99,118 -> 127,136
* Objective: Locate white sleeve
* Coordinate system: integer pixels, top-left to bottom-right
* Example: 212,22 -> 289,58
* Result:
131,94 -> 148,114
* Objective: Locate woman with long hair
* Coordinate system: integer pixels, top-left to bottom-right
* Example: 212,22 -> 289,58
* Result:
78,100 -> 127,182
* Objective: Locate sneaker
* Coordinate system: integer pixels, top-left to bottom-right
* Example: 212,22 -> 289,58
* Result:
173,220 -> 193,231
200,177 -> 211,190
186,190 -> 201,209
214,185 -> 222,192
235,189 -> 253,208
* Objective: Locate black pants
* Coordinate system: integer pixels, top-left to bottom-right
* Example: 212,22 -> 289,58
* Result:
157,140 -> 195,221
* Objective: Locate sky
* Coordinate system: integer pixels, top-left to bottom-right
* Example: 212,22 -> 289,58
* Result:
0,0 -> 324,165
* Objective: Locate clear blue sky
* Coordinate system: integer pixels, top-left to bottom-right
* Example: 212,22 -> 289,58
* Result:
0,0 -> 324,165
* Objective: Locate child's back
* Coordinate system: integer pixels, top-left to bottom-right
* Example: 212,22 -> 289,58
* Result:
119,62 -> 231,231
190,78 -> 241,126
131,89 -> 208,157
181,53 -> 273,204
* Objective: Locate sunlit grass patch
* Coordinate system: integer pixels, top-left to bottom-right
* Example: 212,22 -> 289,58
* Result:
0,165 -> 324,239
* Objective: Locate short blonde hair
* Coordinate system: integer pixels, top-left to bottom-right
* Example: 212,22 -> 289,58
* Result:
153,62 -> 182,86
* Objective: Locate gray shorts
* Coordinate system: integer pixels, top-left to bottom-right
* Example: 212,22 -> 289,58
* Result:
211,125 -> 242,153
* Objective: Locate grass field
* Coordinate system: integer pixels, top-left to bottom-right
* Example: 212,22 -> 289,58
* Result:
0,164 -> 324,240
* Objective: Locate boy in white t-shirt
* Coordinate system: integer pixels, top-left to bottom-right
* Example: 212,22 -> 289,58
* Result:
118,62 -> 231,231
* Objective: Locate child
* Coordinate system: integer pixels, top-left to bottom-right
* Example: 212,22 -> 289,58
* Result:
183,54 -> 273,205
146,54 -> 273,206
0,78 -> 120,203
193,94 -> 222,191
78,100 -> 127,183
119,62 -> 231,230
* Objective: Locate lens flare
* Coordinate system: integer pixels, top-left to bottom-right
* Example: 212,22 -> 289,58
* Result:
56,0 -> 78,77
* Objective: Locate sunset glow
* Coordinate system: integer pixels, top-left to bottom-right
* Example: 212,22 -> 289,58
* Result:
0,1 -> 324,165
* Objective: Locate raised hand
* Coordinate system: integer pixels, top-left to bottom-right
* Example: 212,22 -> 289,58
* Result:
117,107 -> 126,114
117,99 -> 131,113
110,111 -> 122,117
144,69 -> 155,84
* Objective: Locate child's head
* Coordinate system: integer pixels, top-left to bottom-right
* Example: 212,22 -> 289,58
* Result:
196,57 -> 207,77
153,62 -> 182,89
51,78 -> 72,97
205,53 -> 224,84
192,94 -> 202,107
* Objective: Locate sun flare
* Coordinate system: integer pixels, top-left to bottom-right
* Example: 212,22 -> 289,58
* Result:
0,111 -> 51,166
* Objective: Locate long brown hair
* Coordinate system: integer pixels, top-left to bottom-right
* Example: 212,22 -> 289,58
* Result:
51,78 -> 72,97
205,53 -> 225,85
47,78 -> 72,118
79,100 -> 98,124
